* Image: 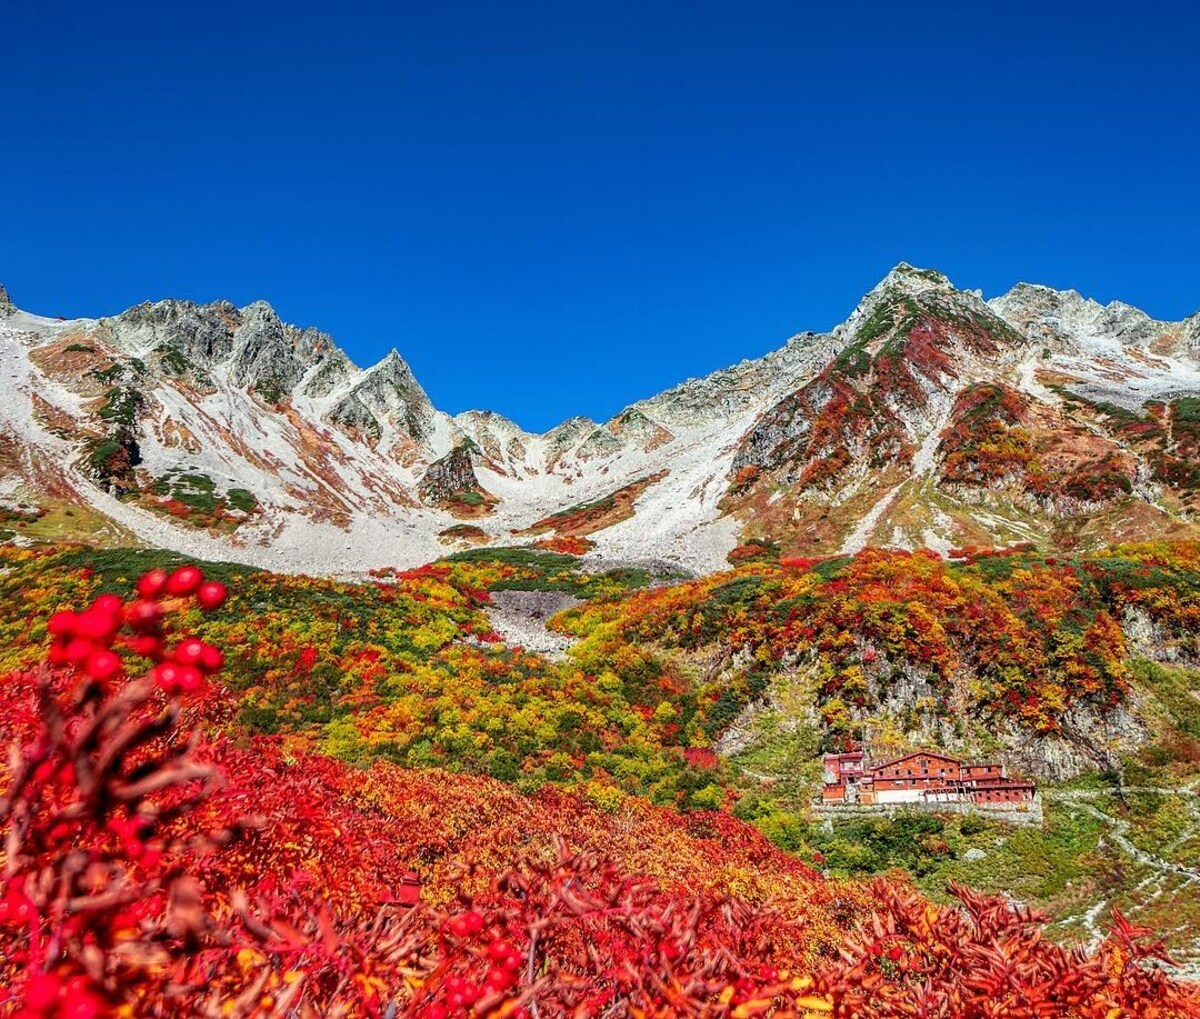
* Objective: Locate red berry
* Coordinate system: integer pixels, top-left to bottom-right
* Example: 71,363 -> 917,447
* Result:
48,641 -> 70,665
484,966 -> 513,988
127,599 -> 164,633
23,971 -> 61,1009
177,665 -> 204,693
463,910 -> 484,935
84,650 -> 122,682
47,611 -> 78,637
172,637 -> 206,668
887,945 -> 903,961
196,581 -> 228,611
137,568 -> 170,598
91,593 -> 124,617
198,643 -> 224,673
165,565 -> 204,596
131,635 -> 163,659
65,638 -> 95,663
152,663 -> 182,693
488,939 -> 513,961
75,610 -> 119,643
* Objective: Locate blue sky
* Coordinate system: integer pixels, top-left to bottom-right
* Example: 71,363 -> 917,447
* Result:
3,1 -> 1198,431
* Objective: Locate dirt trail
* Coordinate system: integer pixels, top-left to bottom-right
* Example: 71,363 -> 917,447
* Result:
1044,788 -> 1200,978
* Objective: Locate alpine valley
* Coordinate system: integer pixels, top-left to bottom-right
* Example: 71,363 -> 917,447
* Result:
4,265 -> 1200,1015
4,262 -> 1199,574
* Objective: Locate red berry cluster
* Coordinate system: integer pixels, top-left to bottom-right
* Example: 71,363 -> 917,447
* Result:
426,911 -> 528,1018
45,565 -> 227,696
16,971 -> 106,1019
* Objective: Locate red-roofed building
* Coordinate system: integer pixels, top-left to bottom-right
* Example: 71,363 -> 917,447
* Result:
822,750 -> 1034,807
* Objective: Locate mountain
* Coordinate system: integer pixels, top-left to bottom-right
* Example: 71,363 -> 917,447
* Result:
2,263 -> 1198,574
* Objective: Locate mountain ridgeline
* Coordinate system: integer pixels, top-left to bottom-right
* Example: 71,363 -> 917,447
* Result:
2,263 -> 1199,573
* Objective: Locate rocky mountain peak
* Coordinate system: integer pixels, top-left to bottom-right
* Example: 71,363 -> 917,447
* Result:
836,264 -> 1022,358
874,262 -> 955,296
989,282 -> 1195,354
323,346 -> 437,447
5,264 -> 1199,579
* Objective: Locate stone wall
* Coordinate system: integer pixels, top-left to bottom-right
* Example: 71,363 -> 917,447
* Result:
812,795 -> 1044,827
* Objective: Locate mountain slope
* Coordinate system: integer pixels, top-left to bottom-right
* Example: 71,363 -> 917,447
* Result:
2,264 -> 1198,574
724,265 -> 1200,557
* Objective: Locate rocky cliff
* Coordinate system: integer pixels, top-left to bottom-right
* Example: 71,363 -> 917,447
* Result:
1,264 -> 1198,574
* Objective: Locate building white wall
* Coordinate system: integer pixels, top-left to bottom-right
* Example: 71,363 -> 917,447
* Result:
874,789 -> 924,804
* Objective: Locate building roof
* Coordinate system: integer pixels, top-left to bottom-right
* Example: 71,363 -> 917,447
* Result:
869,750 -> 963,771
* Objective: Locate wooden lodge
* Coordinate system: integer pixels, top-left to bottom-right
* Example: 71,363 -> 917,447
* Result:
821,750 -> 1035,808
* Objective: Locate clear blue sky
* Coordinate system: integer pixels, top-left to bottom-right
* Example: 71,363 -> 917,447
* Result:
3,2 -> 1198,431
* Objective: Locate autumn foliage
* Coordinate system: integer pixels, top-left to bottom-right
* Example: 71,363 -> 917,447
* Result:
0,561 -> 1197,1015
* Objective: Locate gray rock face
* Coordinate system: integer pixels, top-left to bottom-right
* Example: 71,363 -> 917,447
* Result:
326,349 -> 436,444
989,282 -> 1197,355
454,410 -> 532,470
102,298 -> 438,447
0,283 -> 14,317
419,443 -> 483,503
576,427 -> 623,460
732,385 -> 822,477
105,298 -> 343,396
543,416 -> 599,466
106,299 -> 242,364
227,302 -> 311,391
607,408 -> 674,451
301,349 -> 357,398
632,330 -> 837,430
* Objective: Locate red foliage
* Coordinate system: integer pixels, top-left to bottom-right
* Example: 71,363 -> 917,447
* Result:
1,566 -> 1196,1017
532,535 -> 595,555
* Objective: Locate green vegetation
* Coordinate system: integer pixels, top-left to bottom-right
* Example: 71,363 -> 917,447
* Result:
226,488 -> 258,513
150,471 -> 220,512
1133,661 -> 1200,739
153,343 -> 194,376
444,546 -> 658,597
98,387 -> 145,429
142,471 -> 258,528
256,377 -> 285,403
